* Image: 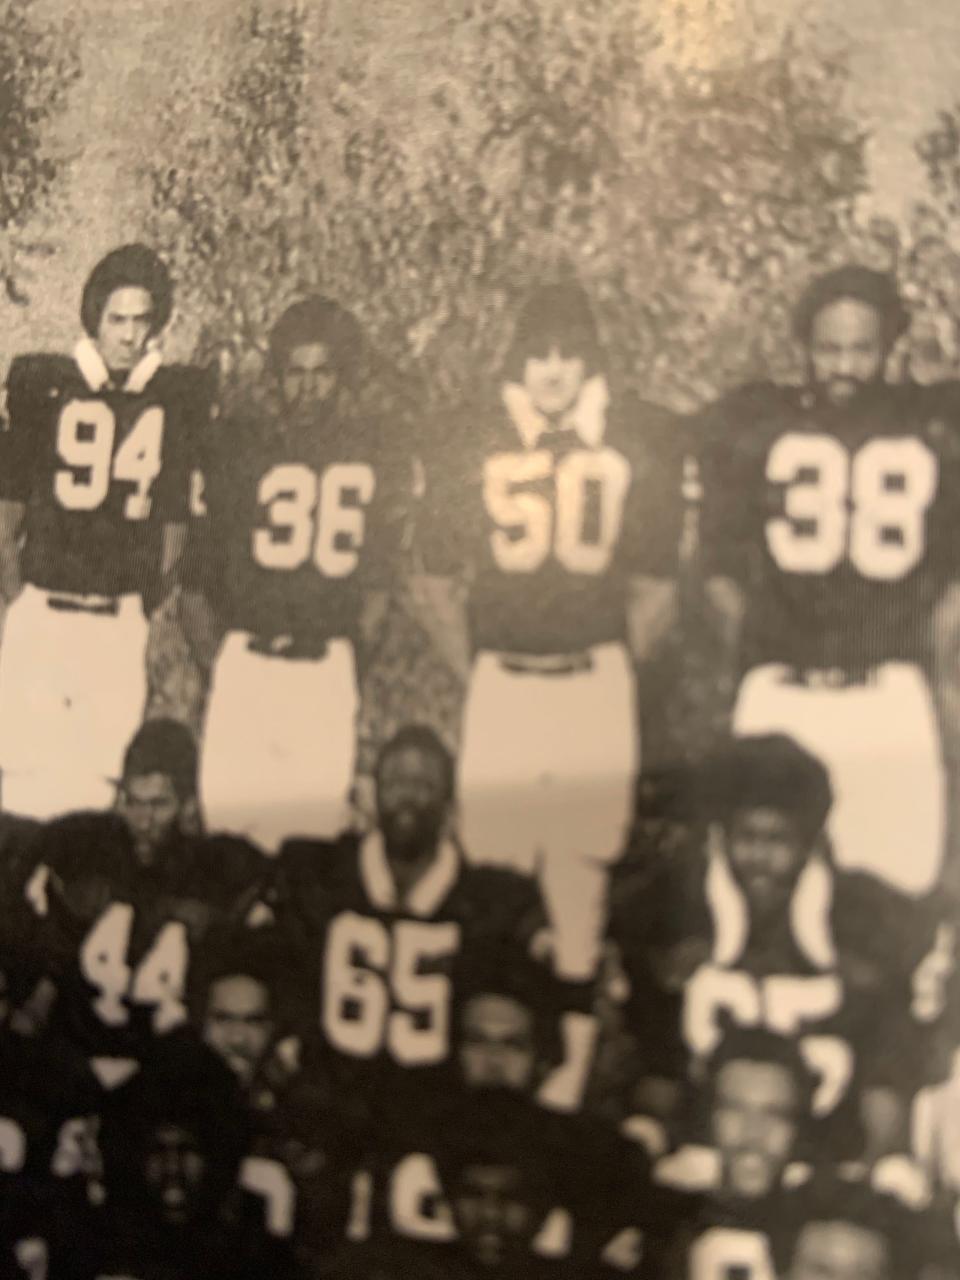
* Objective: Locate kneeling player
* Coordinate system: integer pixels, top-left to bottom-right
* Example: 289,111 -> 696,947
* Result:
181,296 -> 410,851
0,245 -> 210,818
414,281 -> 684,983
698,266 -> 960,898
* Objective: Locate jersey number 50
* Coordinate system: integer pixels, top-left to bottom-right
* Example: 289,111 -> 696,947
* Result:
483,447 -> 630,575
253,462 -> 376,576
766,432 -> 937,581
55,400 -> 164,520
323,911 -> 459,1066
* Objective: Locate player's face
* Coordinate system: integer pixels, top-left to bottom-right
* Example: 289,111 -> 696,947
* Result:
789,1221 -> 891,1280
117,773 -> 184,864
95,286 -> 155,372
376,746 -> 450,859
280,342 -> 339,423
452,1164 -> 541,1269
522,344 -> 586,418
459,995 -> 539,1091
808,299 -> 885,406
725,807 -> 807,920
202,975 -> 275,1085
712,1059 -> 800,1199
142,1123 -> 209,1227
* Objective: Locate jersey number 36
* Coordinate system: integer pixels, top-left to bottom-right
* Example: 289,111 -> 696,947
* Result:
766,432 -> 937,581
253,462 -> 376,576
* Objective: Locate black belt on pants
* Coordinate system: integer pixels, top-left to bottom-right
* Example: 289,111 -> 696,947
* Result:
498,651 -> 593,677
46,593 -> 119,617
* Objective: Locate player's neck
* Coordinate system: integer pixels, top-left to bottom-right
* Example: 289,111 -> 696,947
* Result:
384,837 -> 443,899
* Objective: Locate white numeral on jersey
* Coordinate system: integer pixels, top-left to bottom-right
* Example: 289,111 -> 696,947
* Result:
54,400 -> 165,520
322,912 -> 459,1066
78,903 -> 189,1034
765,432 -> 938,580
484,447 -> 630,575
0,1116 -> 26,1173
252,462 -> 376,575
240,1156 -> 297,1238
689,1227 -> 776,1280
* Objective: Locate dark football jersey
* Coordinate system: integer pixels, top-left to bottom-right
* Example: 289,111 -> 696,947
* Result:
652,1183 -> 793,1280
29,815 -> 269,1063
187,410 -> 412,643
272,834 -> 544,1126
338,1097 -> 669,1280
0,354 -> 210,598
697,381 -> 960,672
420,389 -> 683,654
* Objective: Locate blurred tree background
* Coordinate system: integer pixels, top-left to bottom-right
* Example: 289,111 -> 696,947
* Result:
0,0 -> 78,307
134,0 -> 885,752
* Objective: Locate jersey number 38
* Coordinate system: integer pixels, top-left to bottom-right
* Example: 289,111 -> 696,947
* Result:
765,432 -> 937,581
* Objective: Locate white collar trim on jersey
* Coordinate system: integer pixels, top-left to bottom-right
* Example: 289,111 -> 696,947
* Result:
74,336 -> 163,395
360,830 -> 460,917
502,374 -> 610,450
704,823 -> 837,971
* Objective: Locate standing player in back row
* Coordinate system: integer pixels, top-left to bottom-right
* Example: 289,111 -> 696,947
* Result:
698,266 -> 960,899
0,244 -> 211,818
414,282 -> 684,985
180,296 -> 411,850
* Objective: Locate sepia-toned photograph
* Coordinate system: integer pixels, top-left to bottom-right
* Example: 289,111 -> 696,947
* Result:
0,0 -> 956,1276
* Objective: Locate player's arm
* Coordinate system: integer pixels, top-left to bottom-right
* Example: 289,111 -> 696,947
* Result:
0,356 -> 45,605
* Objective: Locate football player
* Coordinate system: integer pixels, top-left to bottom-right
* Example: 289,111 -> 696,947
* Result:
776,1175 -> 955,1280
336,947 -> 673,1279
113,716 -> 202,865
272,724 -> 545,1133
614,735 -> 928,1156
192,929 -> 352,1260
62,1035 -> 296,1280
180,295 -> 410,852
0,244 -> 211,819
654,1028 -> 818,1280
23,810 -> 269,1091
698,265 -> 960,899
413,280 -> 683,986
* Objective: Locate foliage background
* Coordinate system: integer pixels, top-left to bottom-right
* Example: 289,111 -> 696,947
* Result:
9,0 -> 960,766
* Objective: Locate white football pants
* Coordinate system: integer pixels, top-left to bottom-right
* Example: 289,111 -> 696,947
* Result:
200,633 -> 357,853
0,585 -> 147,818
458,642 -> 638,981
733,661 -> 945,897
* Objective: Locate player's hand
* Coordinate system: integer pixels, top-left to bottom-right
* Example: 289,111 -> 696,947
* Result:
0,551 -> 22,606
